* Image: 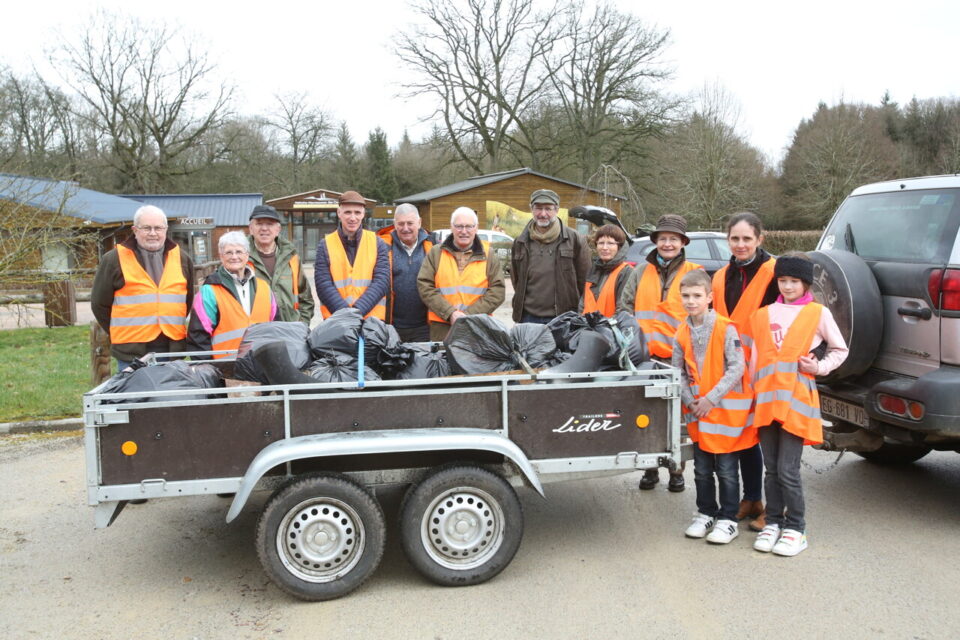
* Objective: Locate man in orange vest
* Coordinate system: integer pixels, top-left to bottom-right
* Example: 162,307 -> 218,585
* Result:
377,203 -> 434,341
91,205 -> 194,371
417,207 -> 506,341
247,205 -> 314,325
313,190 -> 389,320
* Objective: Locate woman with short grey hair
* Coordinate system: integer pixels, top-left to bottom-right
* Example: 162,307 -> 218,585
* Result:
187,231 -> 276,356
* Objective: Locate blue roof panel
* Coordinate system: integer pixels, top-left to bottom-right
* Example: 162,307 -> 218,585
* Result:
0,174 -> 152,225
119,193 -> 263,227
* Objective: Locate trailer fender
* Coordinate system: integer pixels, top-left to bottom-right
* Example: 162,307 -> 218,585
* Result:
226,428 -> 543,523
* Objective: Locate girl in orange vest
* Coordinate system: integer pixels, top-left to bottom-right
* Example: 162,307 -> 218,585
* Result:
747,254 -> 848,556
712,212 -> 780,531
581,224 -> 634,317
673,269 -> 756,544
188,232 -> 277,357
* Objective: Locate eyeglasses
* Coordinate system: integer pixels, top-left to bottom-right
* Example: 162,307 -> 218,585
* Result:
596,240 -> 619,247
453,224 -> 476,231
221,250 -> 248,257
136,226 -> 167,234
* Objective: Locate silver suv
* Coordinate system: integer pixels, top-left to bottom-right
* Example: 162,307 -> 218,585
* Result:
811,175 -> 960,463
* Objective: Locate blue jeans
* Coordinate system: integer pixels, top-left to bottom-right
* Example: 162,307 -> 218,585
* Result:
115,359 -> 132,373
520,313 -> 554,325
739,443 -> 764,502
759,422 -> 806,531
693,445 -> 740,521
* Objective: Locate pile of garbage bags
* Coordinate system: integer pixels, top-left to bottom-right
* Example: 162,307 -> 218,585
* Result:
99,360 -> 223,404
103,308 -> 651,396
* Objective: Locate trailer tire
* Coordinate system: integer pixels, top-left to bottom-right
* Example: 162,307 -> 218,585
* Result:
399,464 -> 523,587
256,473 -> 385,601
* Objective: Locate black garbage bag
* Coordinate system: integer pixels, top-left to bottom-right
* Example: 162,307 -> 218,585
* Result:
234,321 -> 310,383
100,361 -> 223,404
574,311 -> 648,370
306,353 -> 381,384
394,342 -> 451,380
444,315 -> 515,374
546,311 -> 591,352
510,323 -> 562,369
308,308 -> 363,358
361,316 -> 414,376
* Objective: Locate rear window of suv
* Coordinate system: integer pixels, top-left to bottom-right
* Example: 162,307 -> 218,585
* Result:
820,189 -> 960,262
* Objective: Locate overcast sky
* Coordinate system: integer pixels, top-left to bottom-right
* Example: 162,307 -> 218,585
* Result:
3,0 -> 958,166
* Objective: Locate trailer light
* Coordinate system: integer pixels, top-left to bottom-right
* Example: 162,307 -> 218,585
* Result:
876,394 -> 922,421
121,441 -> 138,456
635,415 -> 650,429
907,401 -> 925,420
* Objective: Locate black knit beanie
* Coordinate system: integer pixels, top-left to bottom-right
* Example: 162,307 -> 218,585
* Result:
774,255 -> 814,285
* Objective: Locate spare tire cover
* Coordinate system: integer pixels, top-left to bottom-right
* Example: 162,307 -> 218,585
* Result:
808,250 -> 882,382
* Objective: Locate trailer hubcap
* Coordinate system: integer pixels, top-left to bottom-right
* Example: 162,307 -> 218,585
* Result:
277,497 -> 364,583
421,487 -> 504,570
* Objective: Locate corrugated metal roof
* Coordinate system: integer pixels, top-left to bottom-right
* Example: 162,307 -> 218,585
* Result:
119,193 -> 263,227
397,167 -> 624,203
0,173 -> 152,226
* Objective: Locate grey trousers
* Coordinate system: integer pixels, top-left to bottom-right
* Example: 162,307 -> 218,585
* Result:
759,422 -> 806,531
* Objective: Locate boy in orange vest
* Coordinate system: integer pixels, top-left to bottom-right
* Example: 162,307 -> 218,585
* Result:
673,270 -> 756,544
747,254 -> 848,556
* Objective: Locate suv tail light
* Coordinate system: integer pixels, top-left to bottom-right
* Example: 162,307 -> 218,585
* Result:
877,393 -> 925,421
928,269 -> 960,311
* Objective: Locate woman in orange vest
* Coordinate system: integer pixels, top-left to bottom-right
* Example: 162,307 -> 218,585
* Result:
620,214 -> 702,492
747,254 -> 848,557
673,269 -> 756,544
712,212 -> 780,531
581,224 -> 633,317
188,232 -> 277,358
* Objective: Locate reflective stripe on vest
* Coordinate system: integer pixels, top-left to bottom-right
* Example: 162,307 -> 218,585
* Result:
110,244 -> 188,344
210,279 -> 272,359
633,261 -> 702,359
676,315 -> 757,454
712,258 -> 775,361
583,262 -> 627,318
749,303 -> 824,444
427,244 -> 489,325
320,230 -> 386,320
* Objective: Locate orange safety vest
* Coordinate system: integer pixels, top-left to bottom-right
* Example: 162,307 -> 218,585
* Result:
110,245 -> 188,344
675,315 -> 757,453
712,258 -> 776,354
583,262 -> 628,317
379,230 -> 433,323
749,303 -> 824,444
319,230 -> 386,320
427,244 -> 489,325
633,261 -> 702,359
210,279 -> 272,358
249,253 -> 301,311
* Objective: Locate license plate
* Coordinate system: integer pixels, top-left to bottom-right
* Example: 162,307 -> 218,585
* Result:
820,395 -> 869,428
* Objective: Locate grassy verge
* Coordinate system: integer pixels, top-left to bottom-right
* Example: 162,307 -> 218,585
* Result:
0,325 -> 90,422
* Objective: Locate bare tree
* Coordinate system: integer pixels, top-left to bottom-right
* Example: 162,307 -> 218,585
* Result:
543,1 -> 674,181
50,10 -> 233,192
397,0 -> 559,173
265,92 -> 332,191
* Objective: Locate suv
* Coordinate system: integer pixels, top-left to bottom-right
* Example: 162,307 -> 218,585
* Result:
812,175 -> 960,463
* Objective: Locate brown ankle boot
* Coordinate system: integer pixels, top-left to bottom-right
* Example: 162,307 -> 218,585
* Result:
749,508 -> 766,532
736,500 -> 763,520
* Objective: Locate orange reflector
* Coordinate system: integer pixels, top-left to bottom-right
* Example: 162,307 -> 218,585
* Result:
907,401 -> 925,420
635,415 -> 650,429
121,441 -> 138,456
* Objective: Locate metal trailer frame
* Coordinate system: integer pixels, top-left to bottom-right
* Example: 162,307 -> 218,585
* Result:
84,356 -> 685,530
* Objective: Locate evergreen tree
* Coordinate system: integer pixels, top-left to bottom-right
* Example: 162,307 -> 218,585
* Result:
330,121 -> 360,191
362,127 -> 397,203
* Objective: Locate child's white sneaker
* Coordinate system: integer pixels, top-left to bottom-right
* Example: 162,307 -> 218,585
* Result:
706,519 -> 739,544
753,524 -> 781,552
684,512 -> 715,538
772,529 -> 807,556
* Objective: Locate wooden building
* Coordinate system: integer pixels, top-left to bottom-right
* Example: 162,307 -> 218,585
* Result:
396,168 -> 624,238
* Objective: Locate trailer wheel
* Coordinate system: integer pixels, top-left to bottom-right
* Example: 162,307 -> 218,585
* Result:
856,442 -> 932,465
399,465 -> 523,587
256,473 -> 385,601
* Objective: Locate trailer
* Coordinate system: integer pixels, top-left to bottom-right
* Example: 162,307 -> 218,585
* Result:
83,353 -> 686,600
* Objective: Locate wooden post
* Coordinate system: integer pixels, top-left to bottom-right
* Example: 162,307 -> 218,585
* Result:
90,321 -> 112,385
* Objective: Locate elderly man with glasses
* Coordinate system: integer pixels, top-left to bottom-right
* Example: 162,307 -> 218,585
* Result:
91,205 -> 195,371
417,207 -> 505,341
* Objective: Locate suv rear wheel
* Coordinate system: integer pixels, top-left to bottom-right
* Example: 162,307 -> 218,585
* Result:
855,441 -> 932,465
